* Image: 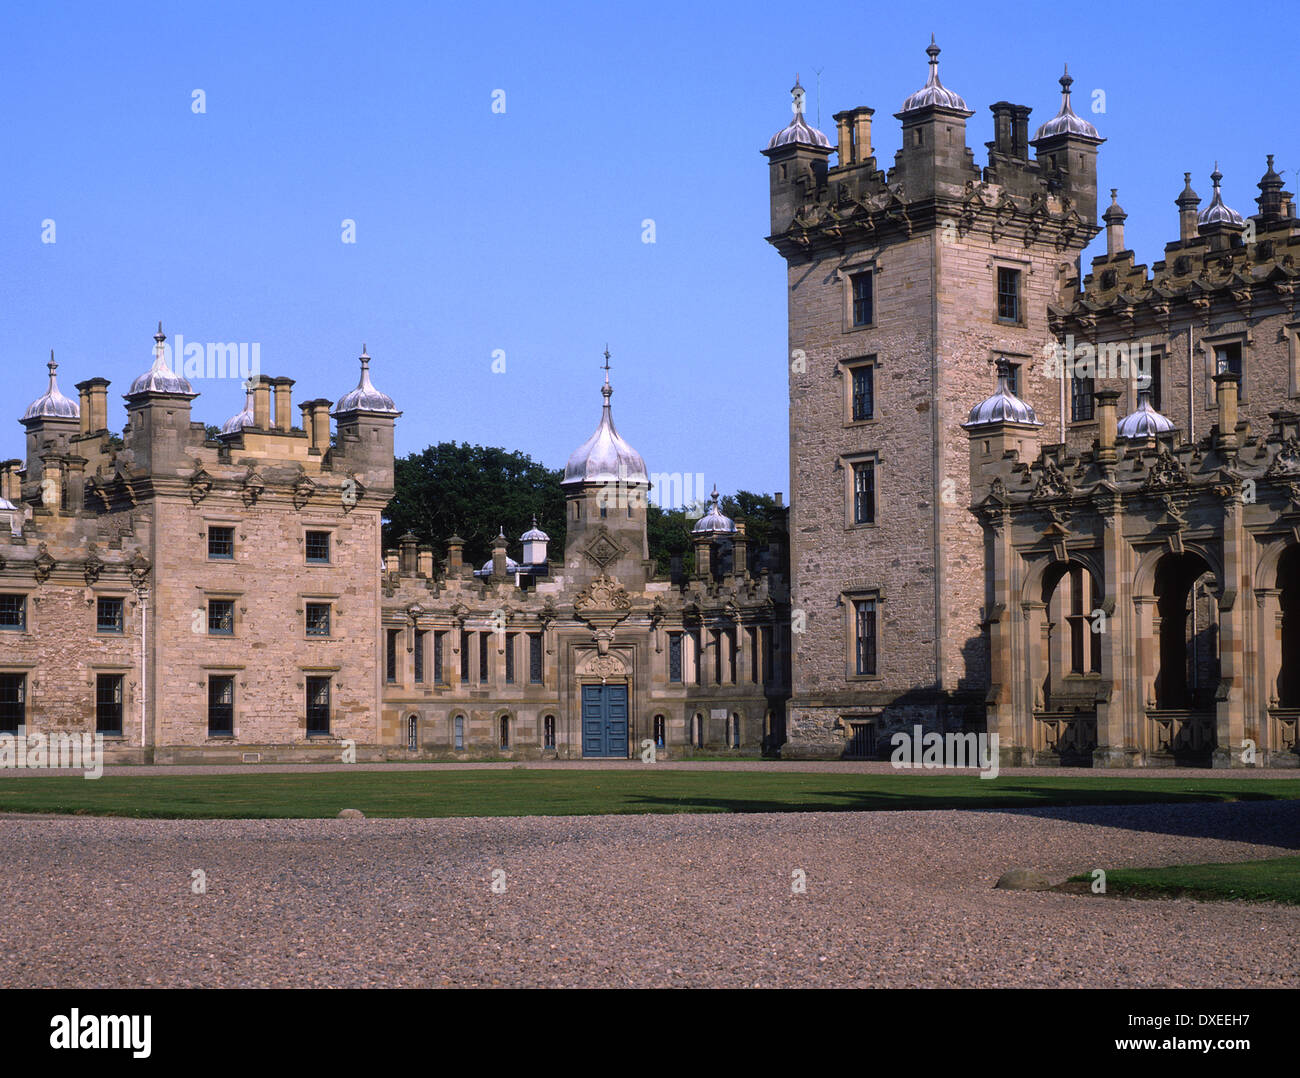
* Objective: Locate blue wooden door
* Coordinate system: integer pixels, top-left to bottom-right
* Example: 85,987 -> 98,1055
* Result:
581,685 -> 628,758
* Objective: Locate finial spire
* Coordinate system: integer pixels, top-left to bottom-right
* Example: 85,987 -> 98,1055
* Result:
48,350 -> 56,376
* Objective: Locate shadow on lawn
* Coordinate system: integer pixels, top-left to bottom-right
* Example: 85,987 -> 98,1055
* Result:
627,786 -> 1300,849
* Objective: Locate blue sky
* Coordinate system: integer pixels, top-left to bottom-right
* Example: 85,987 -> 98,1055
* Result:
0,0 -> 1289,502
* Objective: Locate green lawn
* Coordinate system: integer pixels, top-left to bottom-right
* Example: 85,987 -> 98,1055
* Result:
1069,856 -> 1300,905
0,770 -> 1296,819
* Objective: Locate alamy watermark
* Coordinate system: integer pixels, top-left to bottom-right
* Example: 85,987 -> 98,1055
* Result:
0,728 -> 104,779
159,332 -> 261,383
890,726 -> 999,779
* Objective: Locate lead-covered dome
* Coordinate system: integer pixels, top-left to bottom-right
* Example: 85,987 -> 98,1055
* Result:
22,355 -> 79,422
1032,65 -> 1101,142
766,76 -> 833,150
1198,164 -> 1246,228
692,487 -> 736,534
1117,386 -> 1175,439
127,323 -> 194,398
899,36 -> 969,114
562,362 -> 648,487
221,386 -> 255,434
964,360 -> 1042,427
333,347 -> 400,416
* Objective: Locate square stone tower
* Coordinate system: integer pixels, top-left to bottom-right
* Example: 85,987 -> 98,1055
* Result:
763,44 -> 1102,756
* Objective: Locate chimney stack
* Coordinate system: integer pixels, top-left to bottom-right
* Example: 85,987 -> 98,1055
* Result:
251,375 -> 272,430
1214,369 -> 1240,450
272,377 -> 295,432
446,534 -> 465,576
1094,389 -> 1120,462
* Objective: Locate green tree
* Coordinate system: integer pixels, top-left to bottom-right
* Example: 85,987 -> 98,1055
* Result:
383,442 -> 566,567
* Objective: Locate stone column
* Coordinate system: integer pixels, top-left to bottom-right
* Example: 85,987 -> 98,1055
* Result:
1254,586 -> 1281,759
1094,498 -> 1131,765
1215,493 -> 1247,766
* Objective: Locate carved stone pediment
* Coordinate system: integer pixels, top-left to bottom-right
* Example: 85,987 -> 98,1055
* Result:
573,573 -> 631,615
576,650 -> 629,680
1266,436 -> 1300,479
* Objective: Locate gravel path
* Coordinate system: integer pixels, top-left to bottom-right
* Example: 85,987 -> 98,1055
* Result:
1,801 -> 1297,988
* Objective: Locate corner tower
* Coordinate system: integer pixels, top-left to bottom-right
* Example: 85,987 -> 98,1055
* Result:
764,42 -> 1102,756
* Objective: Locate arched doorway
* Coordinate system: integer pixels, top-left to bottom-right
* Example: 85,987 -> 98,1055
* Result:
1278,546 -> 1300,707
1034,559 -> 1101,764
1153,551 -> 1218,710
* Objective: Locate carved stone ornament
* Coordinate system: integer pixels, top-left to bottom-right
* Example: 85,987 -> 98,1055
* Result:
241,467 -> 265,507
188,463 -> 213,505
1141,450 -> 1188,492
83,543 -> 103,586
128,550 -> 152,590
1266,436 -> 1300,479
1031,457 -> 1072,500
34,542 -> 56,584
577,650 -> 628,680
573,573 -> 631,615
583,529 -> 623,570
293,472 -> 316,511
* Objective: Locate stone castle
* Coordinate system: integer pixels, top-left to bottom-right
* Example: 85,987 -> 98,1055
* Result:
3,39 -> 1298,766
765,39 -> 1299,766
0,335 -> 790,762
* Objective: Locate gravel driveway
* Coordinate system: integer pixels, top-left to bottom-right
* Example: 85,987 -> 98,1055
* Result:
1,801 -> 1296,988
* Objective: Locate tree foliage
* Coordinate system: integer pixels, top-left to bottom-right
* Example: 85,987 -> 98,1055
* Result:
384,442 -> 566,567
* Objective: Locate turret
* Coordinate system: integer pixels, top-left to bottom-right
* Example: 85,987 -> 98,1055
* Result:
1030,65 -> 1104,223
890,36 -> 978,194
560,351 -> 651,584
330,346 -> 400,491
761,76 -> 835,237
123,323 -> 199,475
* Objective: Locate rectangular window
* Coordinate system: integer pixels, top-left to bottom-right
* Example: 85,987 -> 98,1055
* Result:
846,721 -> 877,759
0,673 -> 25,732
712,630 -> 722,685
1068,566 -> 1086,675
305,531 -> 331,564
414,629 -> 426,683
668,632 -> 683,683
434,631 -> 445,685
1071,374 -> 1095,422
479,632 -> 489,683
208,526 -> 234,560
997,267 -> 1021,322
853,461 -> 876,525
854,598 -> 878,676
850,270 -> 874,326
763,627 -> 774,686
728,629 -> 737,684
306,676 -> 330,735
460,631 -> 470,683
528,632 -> 543,684
0,594 -> 26,631
504,632 -> 515,684
97,597 -> 124,634
1144,352 -> 1163,411
208,676 -> 235,736
1215,342 -> 1244,400
543,715 -> 556,750
851,365 -> 874,421
305,602 -> 331,637
208,599 -> 234,636
386,629 -> 399,683
95,674 -> 123,735
749,627 -> 759,683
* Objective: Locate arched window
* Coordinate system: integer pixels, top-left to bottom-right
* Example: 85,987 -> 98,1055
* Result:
407,715 -> 418,752
730,713 -> 741,749
453,714 -> 465,751
653,714 -> 666,748
691,712 -> 704,748
499,715 -> 510,750
543,714 -> 556,750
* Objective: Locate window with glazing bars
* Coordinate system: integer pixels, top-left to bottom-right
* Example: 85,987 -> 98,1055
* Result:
851,365 -> 874,421
850,271 -> 873,326
529,632 -> 542,684
208,676 -> 234,735
853,462 -> 875,525
414,629 -> 425,683
854,598 -> 877,676
96,674 -> 123,734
